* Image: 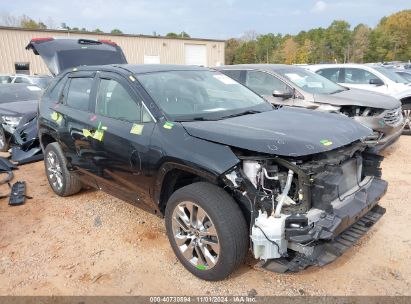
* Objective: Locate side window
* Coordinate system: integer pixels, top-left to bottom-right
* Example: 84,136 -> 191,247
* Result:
221,70 -> 242,83
48,77 -> 66,101
317,68 -> 340,83
14,77 -> 30,84
344,68 -> 380,84
245,70 -> 289,96
96,78 -> 142,122
66,77 -> 93,111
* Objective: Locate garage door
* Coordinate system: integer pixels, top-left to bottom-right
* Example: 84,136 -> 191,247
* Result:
185,44 -> 207,66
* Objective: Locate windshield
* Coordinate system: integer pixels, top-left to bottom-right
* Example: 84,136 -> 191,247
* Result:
276,67 -> 346,94
0,84 -> 42,104
397,71 -> 411,83
374,67 -> 409,83
137,70 -> 273,121
30,77 -> 52,89
0,76 -> 12,84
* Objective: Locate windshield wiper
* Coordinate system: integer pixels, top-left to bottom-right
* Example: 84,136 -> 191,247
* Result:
176,117 -> 217,122
220,110 -> 262,119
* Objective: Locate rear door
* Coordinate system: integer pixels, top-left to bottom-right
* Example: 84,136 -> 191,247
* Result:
26,38 -> 128,76
56,72 -> 99,177
88,72 -> 158,213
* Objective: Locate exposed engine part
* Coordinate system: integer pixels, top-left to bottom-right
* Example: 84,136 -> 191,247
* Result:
251,211 -> 287,260
274,169 -> 294,218
243,160 -> 261,188
241,160 -> 301,216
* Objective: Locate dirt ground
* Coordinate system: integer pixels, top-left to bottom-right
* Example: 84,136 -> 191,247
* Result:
0,137 -> 410,296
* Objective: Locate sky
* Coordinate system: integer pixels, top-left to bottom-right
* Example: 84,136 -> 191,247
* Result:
0,0 -> 410,39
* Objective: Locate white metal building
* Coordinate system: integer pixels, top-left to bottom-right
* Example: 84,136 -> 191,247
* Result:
0,26 -> 225,75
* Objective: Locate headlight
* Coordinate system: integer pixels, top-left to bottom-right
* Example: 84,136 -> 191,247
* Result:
1,116 -> 22,133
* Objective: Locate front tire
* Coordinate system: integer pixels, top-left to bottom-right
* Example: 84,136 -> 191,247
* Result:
165,182 -> 248,281
44,142 -> 82,196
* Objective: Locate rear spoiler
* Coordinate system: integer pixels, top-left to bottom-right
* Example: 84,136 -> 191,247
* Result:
26,37 -> 117,52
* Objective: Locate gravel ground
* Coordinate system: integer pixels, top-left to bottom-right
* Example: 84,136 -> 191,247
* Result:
0,137 -> 410,296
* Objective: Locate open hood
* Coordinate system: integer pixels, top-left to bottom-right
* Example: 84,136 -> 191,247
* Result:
181,107 -> 372,157
26,38 -> 128,76
314,88 -> 400,109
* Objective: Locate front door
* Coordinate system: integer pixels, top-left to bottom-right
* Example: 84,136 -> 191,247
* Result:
244,70 -> 296,106
339,68 -> 388,94
88,72 -> 158,213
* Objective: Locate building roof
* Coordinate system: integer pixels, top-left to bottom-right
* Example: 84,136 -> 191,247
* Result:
75,64 -> 210,74
0,26 -> 225,43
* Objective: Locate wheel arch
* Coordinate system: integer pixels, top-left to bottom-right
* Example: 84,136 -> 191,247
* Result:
154,162 -> 219,215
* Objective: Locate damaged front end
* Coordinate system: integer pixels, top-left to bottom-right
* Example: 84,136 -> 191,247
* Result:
222,142 -> 387,273
9,113 -> 43,164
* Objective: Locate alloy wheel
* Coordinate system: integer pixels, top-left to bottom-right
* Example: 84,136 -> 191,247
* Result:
171,201 -> 220,270
46,150 -> 63,190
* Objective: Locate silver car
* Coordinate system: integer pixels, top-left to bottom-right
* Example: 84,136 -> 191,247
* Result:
216,64 -> 404,152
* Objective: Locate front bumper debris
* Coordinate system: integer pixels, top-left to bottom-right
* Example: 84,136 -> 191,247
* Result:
256,177 -> 388,273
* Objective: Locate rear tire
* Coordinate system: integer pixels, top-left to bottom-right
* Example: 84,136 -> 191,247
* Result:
44,142 -> 82,196
165,182 -> 248,281
402,103 -> 411,135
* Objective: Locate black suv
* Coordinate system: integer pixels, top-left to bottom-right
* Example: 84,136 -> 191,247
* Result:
31,38 -> 388,281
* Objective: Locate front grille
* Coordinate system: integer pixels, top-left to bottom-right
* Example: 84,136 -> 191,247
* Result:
383,107 -> 403,127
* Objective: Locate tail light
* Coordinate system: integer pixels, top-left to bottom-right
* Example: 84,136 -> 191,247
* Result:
98,39 -> 117,46
30,37 -> 54,43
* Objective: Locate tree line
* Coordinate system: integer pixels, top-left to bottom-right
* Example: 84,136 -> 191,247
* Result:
226,10 -> 411,65
0,13 -> 191,38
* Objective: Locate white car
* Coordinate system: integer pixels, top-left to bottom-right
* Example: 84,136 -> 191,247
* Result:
308,64 -> 411,134
0,74 -> 51,89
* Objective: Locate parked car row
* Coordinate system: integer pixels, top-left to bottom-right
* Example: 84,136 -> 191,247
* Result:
308,64 -> 411,134
217,64 -> 404,150
18,37 -> 391,281
0,73 -> 52,89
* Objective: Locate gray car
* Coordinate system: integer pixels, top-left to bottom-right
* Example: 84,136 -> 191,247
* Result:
216,64 -> 404,152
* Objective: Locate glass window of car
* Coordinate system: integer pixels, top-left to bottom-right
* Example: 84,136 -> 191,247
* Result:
137,70 -> 272,121
343,68 -> 381,84
373,67 -> 408,84
14,77 -> 30,84
317,68 -> 340,83
48,77 -> 66,101
396,71 -> 411,83
0,76 -> 12,84
276,67 -> 345,95
221,70 -> 242,83
245,70 -> 289,96
66,77 -> 93,111
96,78 -> 142,122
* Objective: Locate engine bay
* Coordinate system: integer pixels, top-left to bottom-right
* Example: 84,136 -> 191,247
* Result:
223,143 -> 387,272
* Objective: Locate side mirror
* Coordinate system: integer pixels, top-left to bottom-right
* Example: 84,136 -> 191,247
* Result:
369,78 -> 384,86
273,89 -> 293,99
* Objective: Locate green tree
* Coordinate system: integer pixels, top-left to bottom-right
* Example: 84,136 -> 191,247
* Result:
351,24 -> 371,63
20,15 -> 47,29
166,32 -> 178,38
93,28 -> 103,33
111,29 -> 123,34
325,20 -> 352,63
256,33 -> 282,63
225,38 -> 241,65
